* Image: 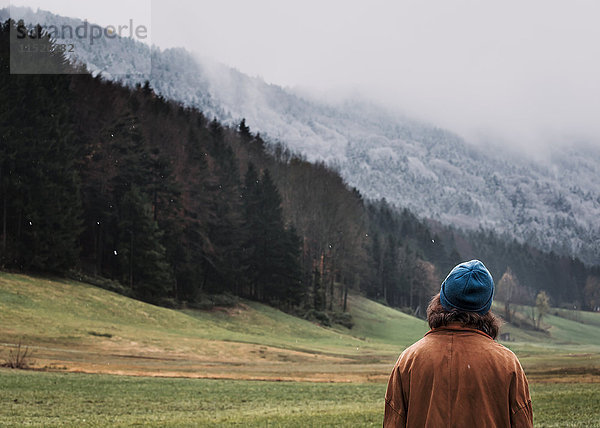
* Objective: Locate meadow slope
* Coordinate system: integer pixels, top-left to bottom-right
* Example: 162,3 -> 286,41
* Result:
0,272 -> 425,382
1,272 -> 599,382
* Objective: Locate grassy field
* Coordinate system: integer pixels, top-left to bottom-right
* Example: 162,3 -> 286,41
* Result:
1,369 -> 599,427
1,272 -> 600,426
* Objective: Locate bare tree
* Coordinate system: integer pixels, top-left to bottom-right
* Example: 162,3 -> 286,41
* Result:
535,291 -> 550,330
497,267 -> 518,322
583,275 -> 600,311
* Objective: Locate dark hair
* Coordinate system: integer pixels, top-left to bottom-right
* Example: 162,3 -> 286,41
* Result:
426,293 -> 502,340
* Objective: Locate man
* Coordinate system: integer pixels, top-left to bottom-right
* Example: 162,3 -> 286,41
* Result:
384,260 -> 533,427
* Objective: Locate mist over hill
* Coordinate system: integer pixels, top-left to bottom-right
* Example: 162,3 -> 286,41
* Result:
4,6 -> 600,265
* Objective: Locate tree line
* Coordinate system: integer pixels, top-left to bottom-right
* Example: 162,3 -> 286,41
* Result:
1,19 -> 599,323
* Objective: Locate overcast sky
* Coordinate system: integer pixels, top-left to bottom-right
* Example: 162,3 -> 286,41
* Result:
5,0 -> 600,150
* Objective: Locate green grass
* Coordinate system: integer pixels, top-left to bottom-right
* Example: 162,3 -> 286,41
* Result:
551,307 -> 600,328
494,302 -> 600,347
335,295 -> 427,348
1,369 -> 599,427
0,369 -> 383,427
530,383 -> 600,428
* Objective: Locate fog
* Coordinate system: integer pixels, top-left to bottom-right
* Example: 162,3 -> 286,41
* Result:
6,0 -> 600,151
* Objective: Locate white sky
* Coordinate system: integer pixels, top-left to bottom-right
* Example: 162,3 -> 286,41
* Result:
5,0 -> 600,149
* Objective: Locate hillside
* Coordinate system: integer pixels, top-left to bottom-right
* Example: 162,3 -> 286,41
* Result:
0,272 -> 425,382
3,7 -> 599,265
1,273 -> 599,382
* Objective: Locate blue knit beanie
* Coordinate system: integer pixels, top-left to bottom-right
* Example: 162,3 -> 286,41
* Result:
440,260 -> 494,315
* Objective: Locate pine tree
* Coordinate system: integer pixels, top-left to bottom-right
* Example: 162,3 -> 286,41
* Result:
117,185 -> 172,301
381,235 -> 399,305
255,169 -> 286,302
174,130 -> 213,300
280,225 -> 303,307
0,20 -> 82,272
241,165 -> 301,305
238,118 -> 252,142
202,118 -> 244,293
241,162 -> 261,297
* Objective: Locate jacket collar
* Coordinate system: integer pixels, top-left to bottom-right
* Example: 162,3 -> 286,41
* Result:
425,322 -> 494,340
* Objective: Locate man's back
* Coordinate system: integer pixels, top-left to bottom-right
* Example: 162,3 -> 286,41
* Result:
384,324 -> 533,427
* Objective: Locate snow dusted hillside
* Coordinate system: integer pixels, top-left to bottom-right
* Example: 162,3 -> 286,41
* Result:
4,7 -> 600,265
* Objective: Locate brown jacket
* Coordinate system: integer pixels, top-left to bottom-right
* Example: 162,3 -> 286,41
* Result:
384,324 -> 533,427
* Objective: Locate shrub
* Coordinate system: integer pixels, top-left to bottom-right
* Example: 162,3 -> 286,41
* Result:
331,311 -> 354,329
303,310 -> 355,328
303,309 -> 332,327
187,292 -> 239,310
1,341 -> 32,369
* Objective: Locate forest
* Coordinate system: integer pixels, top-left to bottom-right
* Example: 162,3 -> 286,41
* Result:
1,19 -> 599,324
